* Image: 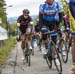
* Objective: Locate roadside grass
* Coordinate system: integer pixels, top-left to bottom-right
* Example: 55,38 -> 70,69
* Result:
0,38 -> 16,64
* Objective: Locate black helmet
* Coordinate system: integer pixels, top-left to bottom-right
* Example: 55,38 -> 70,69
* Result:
23,9 -> 30,14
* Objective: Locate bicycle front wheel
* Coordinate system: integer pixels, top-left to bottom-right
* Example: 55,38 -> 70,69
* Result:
28,53 -> 31,66
46,55 -> 52,69
51,41 -> 62,74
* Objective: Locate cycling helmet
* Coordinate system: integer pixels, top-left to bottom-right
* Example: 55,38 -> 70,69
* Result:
23,9 -> 30,14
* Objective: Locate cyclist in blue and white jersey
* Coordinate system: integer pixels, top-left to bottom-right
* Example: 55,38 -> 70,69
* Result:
39,0 -> 64,43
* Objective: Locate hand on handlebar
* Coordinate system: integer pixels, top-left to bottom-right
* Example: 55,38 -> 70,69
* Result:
17,23 -> 20,27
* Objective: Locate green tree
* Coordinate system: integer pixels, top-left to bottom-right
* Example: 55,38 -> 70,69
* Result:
59,0 -> 69,14
9,23 -> 17,36
0,0 -> 7,28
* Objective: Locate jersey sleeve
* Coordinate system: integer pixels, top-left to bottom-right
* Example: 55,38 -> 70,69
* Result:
39,4 -> 45,13
56,2 -> 63,13
29,16 -> 32,22
17,16 -> 21,23
39,4 -> 43,12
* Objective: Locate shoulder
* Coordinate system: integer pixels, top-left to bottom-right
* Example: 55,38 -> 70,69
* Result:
54,1 -> 63,9
28,16 -> 32,21
28,16 -> 32,19
40,4 -> 47,8
54,1 -> 63,6
54,2 -> 60,6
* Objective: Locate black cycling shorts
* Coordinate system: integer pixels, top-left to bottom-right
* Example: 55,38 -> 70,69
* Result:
42,20 -> 59,31
41,20 -> 59,43
35,25 -> 40,32
19,25 -> 28,34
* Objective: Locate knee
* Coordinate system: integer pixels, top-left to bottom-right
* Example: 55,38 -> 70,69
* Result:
21,35 -> 25,42
26,27 -> 31,33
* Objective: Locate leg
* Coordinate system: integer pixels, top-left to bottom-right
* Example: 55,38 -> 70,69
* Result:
19,25 -> 27,49
48,21 -> 57,44
21,34 -> 25,49
71,34 -> 75,74
26,27 -> 32,49
72,35 -> 75,63
20,34 -> 26,61
69,3 -> 75,74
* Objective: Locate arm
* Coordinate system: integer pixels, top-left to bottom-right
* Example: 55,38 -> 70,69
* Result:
57,2 -> 64,23
39,4 -> 44,28
17,16 -> 21,27
59,12 -> 64,23
29,16 -> 33,25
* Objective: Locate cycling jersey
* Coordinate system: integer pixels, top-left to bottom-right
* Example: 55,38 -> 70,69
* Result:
17,15 -> 32,34
69,0 -> 75,2
39,2 -> 62,22
69,1 -> 75,33
17,15 -> 32,26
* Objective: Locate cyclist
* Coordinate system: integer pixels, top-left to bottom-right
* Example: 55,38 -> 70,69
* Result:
39,0 -> 63,46
35,19 -> 40,33
69,0 -> 75,74
17,9 -> 33,56
63,10 -> 70,30
39,0 -> 64,62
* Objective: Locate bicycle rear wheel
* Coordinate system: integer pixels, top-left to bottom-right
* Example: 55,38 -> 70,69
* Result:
54,56 -> 62,74
59,39 -> 68,63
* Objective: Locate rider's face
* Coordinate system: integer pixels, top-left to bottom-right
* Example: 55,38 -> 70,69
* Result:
23,14 -> 28,19
24,15 -> 28,19
47,0 -> 54,5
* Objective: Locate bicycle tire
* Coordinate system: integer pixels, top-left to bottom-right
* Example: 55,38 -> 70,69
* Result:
64,30 -> 71,53
46,55 -> 52,69
24,42 -> 31,66
32,47 -> 34,56
39,40 -> 41,51
60,39 -> 68,63
51,41 -> 62,74
28,53 -> 31,66
25,42 -> 28,63
54,56 -> 62,74
25,49 -> 31,66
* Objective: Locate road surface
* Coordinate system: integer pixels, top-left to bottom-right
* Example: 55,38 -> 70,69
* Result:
1,42 -> 72,74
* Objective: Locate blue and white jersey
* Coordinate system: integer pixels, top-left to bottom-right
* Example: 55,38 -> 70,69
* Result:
39,2 -> 63,22
69,0 -> 75,2
39,4 -> 44,12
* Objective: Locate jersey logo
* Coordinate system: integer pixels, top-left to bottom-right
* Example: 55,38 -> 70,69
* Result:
44,10 -> 57,15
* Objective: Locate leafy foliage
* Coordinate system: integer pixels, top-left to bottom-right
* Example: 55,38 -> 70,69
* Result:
59,0 -> 69,14
0,38 -> 16,64
9,23 -> 18,36
0,0 -> 7,28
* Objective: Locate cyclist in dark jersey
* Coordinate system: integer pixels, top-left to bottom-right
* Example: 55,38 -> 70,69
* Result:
17,9 -> 33,50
